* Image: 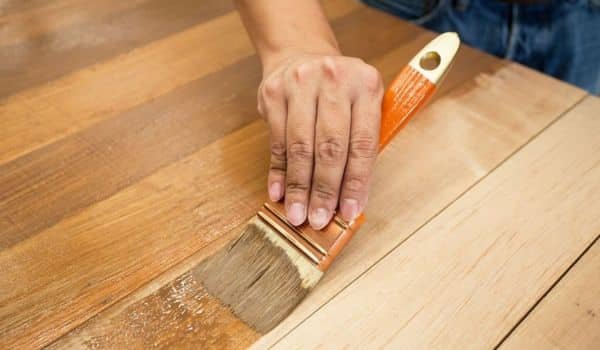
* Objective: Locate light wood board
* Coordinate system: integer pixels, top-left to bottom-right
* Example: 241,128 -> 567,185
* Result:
271,96 -> 600,349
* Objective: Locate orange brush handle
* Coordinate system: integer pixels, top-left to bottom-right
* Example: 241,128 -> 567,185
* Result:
378,65 -> 436,151
265,33 -> 461,271
316,33 -> 460,270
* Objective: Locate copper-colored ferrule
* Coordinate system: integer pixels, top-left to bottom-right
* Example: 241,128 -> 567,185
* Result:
256,201 -> 364,271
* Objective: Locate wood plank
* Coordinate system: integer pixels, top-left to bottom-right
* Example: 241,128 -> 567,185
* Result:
271,96 -> 600,349
44,64 -> 584,349
500,237 -> 600,349
0,10 -> 425,249
0,0 -> 358,166
0,0 -> 234,98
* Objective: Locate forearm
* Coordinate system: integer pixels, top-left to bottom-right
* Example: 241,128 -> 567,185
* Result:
234,0 -> 340,72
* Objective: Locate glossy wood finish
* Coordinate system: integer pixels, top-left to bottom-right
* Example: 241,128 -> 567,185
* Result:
1,1 -> 598,349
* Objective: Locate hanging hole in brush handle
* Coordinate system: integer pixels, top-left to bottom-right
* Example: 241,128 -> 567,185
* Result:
419,51 -> 442,70
378,32 -> 461,150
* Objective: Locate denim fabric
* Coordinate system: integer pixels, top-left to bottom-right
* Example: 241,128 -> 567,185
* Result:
362,0 -> 600,94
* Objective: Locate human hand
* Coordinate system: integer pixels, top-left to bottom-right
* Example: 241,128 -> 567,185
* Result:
257,53 -> 384,230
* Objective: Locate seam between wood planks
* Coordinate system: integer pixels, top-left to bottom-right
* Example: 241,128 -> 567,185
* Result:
267,91 -> 589,349
494,230 -> 600,348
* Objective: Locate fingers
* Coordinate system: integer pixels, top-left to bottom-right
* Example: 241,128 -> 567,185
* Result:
284,63 -> 319,226
259,75 -> 288,202
308,58 -> 351,229
339,65 -> 383,222
259,55 -> 382,228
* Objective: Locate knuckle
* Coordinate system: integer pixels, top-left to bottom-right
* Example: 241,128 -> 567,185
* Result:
349,133 -> 378,159
286,179 -> 310,192
312,182 -> 337,201
316,137 -> 346,164
270,141 -> 287,163
261,77 -> 283,99
292,63 -> 312,83
344,173 -> 368,193
361,65 -> 383,93
270,161 -> 286,172
321,56 -> 341,81
288,140 -> 313,162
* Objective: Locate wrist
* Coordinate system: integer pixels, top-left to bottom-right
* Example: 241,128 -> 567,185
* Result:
260,42 -> 341,76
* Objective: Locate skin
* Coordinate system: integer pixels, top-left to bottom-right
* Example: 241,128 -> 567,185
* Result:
234,0 -> 384,230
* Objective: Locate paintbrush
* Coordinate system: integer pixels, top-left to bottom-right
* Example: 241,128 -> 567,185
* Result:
196,32 -> 461,333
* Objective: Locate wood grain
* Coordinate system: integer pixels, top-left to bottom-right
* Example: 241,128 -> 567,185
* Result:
0,8 -> 423,250
0,0 -> 234,98
1,1 -> 593,348
502,240 -> 600,350
0,23 -> 429,350
50,271 -> 262,349
499,114 -> 600,350
0,0 -> 358,166
0,122 -> 269,349
271,96 -> 600,349
252,63 -> 586,349
43,34 -> 495,349
44,64 -> 584,349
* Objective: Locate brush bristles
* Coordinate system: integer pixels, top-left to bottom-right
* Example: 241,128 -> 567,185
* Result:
194,216 -> 323,333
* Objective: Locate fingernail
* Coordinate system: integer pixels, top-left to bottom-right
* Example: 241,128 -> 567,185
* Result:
340,199 -> 359,221
269,182 -> 282,201
309,208 -> 330,230
287,202 -> 306,226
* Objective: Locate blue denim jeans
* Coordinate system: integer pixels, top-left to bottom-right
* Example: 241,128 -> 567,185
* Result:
362,0 -> 600,94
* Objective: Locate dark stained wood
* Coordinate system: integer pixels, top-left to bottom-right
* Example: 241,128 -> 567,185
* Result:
0,10 -> 425,250
0,0 -> 357,170
0,55 -> 261,250
0,0 -> 234,98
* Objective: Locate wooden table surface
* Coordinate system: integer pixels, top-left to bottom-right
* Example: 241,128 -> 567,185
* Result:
1,0 -> 599,349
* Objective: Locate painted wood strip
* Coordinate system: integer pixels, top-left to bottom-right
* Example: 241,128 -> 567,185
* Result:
0,0 -> 358,166
271,96 -> 600,349
42,64 -> 584,349
0,9 -> 423,250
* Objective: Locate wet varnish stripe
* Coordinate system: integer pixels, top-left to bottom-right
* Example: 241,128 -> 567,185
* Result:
49,272 -> 260,349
